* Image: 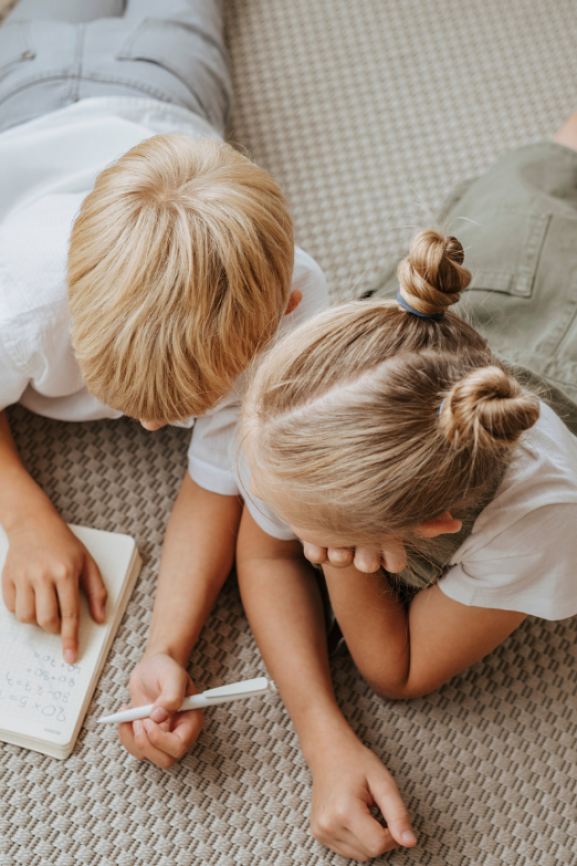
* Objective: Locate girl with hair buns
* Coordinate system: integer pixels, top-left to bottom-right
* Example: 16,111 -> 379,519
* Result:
235,227 -> 577,861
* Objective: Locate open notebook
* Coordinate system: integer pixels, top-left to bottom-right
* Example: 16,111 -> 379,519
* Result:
0,524 -> 141,759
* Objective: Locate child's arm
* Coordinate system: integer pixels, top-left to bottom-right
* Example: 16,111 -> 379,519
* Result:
322,562 -> 526,699
118,472 -> 242,768
236,510 -> 417,861
0,410 -> 107,662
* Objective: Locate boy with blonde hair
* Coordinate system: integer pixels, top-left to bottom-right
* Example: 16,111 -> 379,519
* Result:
0,0 -> 327,755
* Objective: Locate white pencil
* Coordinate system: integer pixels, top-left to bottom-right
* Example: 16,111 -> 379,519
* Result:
97,676 -> 277,724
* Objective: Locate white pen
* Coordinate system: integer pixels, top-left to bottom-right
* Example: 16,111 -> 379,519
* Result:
97,676 -> 277,724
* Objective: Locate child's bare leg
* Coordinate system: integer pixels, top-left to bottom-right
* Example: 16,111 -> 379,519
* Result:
236,509 -> 416,860
553,111 -> 577,150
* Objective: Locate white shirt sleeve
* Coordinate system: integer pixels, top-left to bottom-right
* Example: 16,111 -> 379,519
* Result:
187,403 -> 297,539
187,398 -> 241,496
235,446 -> 297,540
0,334 -> 28,411
439,504 -> 577,620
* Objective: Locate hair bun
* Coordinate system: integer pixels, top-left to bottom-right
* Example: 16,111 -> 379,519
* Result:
440,366 -> 540,450
397,229 -> 471,317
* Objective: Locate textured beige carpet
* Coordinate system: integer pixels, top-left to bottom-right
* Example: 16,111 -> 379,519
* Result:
2,2 -> 577,865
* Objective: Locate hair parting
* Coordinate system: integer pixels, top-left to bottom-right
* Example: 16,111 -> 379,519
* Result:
242,229 -> 540,543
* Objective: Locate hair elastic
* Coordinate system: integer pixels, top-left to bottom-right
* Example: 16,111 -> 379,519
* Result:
397,290 -> 445,321
439,398 -> 446,417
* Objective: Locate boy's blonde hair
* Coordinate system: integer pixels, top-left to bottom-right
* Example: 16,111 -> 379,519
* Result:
242,230 -> 540,544
68,134 -> 294,422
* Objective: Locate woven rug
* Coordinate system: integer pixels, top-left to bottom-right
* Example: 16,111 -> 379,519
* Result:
2,1 -> 577,865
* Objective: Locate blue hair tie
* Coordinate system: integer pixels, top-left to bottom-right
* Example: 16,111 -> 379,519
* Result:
397,290 -> 445,321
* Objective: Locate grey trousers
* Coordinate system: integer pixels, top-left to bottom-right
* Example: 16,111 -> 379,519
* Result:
0,0 -> 230,135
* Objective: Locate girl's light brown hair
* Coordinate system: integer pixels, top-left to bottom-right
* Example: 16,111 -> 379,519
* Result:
242,229 -> 540,542
68,134 -> 294,422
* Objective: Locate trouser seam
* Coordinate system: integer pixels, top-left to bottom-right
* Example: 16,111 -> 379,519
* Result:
67,24 -> 85,102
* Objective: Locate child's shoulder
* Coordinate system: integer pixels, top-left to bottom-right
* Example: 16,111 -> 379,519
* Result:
0,193 -> 83,379
0,193 -> 83,326
463,401 -> 577,546
509,401 -> 577,496
288,246 -> 330,323
441,403 -> 577,619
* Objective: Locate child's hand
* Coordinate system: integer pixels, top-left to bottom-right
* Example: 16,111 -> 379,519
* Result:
302,538 -> 408,574
301,512 -> 462,574
308,731 -> 417,861
1,510 -> 107,662
118,652 -> 204,768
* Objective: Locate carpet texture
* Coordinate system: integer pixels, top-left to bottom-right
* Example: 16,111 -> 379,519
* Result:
2,2 -> 577,865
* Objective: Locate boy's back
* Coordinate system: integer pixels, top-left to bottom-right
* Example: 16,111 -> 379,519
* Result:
0,0 -> 328,735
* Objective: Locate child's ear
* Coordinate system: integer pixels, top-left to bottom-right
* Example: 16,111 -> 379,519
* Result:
417,511 -> 462,538
284,290 -> 303,316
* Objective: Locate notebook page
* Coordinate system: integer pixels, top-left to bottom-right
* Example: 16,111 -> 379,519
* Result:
0,525 -> 136,750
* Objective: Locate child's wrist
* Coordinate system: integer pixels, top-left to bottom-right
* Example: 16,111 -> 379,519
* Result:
2,487 -> 60,536
299,710 -> 360,769
142,641 -> 190,669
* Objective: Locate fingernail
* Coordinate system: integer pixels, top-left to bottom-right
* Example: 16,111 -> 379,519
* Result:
133,720 -> 142,736
402,831 -> 417,845
64,650 -> 76,664
143,720 -> 154,733
151,707 -> 168,723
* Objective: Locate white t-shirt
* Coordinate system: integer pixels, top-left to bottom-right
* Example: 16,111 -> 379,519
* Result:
439,402 -> 577,620
0,96 -> 329,511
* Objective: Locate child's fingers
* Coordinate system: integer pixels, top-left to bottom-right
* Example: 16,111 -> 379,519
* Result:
378,540 -> 408,574
130,719 -> 180,769
56,576 -> 80,664
352,547 -> 382,573
117,714 -> 200,767
117,718 -> 147,761
338,826 -> 400,860
322,837 -> 369,862
14,583 -> 36,624
302,542 -> 328,564
370,777 -> 417,848
81,554 -> 107,623
149,669 -> 194,719
314,809 -> 394,861
326,547 -> 354,567
340,802 -> 393,860
142,713 -> 202,760
2,571 -> 16,612
34,581 -> 61,634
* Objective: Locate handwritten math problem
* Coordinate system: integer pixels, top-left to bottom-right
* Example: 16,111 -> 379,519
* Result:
0,524 -> 140,758
1,652 -> 83,725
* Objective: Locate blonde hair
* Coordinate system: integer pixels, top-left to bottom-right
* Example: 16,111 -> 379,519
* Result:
242,229 -> 540,543
68,134 -> 294,422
